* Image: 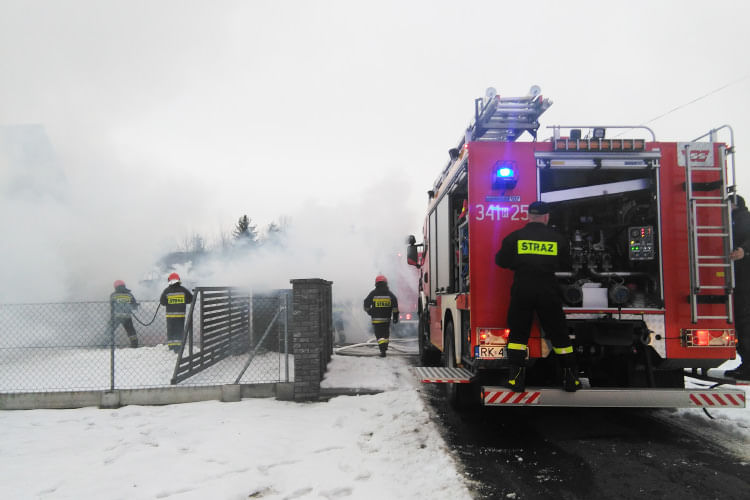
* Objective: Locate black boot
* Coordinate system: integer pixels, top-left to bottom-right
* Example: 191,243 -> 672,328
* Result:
563,367 -> 581,392
506,365 -> 526,392
379,349 -> 387,358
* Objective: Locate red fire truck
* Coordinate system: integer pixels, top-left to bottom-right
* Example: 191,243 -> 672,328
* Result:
392,253 -> 419,337
408,86 -> 747,409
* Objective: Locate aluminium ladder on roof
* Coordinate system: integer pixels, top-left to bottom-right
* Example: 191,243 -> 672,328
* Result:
468,88 -> 553,143
433,87 -> 553,194
684,128 -> 736,323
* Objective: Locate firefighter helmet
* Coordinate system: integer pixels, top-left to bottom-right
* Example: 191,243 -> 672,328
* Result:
375,275 -> 387,284
168,272 -> 180,285
113,280 -> 125,289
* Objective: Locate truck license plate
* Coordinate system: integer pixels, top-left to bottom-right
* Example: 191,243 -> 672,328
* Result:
478,346 -> 504,358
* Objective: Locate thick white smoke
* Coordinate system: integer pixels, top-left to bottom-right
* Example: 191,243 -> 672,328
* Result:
1,126 -> 423,345
162,178 -> 422,343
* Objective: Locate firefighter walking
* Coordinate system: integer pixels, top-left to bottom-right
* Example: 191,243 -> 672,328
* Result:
110,280 -> 140,348
363,275 -> 399,357
160,273 -> 193,353
495,201 -> 581,392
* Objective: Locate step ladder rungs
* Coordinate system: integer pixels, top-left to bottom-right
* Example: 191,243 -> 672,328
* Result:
685,139 -> 732,324
414,366 -> 474,384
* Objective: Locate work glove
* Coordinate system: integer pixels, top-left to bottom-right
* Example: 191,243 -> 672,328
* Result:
392,313 -> 399,324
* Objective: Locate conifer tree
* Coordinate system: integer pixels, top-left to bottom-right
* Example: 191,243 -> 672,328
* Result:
233,214 -> 258,245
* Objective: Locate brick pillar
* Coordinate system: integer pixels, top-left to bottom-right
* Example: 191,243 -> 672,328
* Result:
290,279 -> 333,401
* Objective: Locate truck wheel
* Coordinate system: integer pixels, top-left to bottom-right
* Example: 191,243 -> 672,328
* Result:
443,320 -> 477,409
419,312 -> 440,366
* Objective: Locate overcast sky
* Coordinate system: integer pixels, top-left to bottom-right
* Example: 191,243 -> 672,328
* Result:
2,0 -> 749,300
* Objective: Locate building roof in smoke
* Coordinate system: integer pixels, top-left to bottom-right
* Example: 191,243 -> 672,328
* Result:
0,125 -> 67,200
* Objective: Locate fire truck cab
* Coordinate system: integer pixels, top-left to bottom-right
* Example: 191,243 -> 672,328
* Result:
408,86 -> 746,409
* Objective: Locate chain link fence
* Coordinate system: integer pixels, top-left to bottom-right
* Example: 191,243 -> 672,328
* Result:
0,291 -> 291,393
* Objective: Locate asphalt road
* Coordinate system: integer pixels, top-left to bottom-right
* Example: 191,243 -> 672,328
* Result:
420,382 -> 750,500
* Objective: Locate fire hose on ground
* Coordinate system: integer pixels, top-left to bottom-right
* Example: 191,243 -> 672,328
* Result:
334,337 -> 418,357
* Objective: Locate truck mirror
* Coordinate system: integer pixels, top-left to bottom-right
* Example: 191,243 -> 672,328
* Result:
406,244 -> 419,267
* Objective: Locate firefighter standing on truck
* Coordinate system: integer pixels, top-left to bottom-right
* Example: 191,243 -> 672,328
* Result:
727,195 -> 750,378
110,280 -> 140,348
363,275 -> 399,357
160,273 -> 193,353
495,201 -> 581,392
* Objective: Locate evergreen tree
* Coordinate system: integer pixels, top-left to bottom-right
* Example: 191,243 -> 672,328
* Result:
233,214 -> 258,244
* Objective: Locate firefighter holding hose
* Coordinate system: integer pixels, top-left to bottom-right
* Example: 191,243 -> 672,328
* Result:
160,273 -> 193,353
109,280 -> 140,348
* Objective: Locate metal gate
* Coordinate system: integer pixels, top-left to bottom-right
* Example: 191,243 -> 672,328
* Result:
171,287 -> 289,385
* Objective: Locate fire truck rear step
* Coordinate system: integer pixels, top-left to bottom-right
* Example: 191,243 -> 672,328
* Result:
481,387 -> 746,408
415,367 -> 473,383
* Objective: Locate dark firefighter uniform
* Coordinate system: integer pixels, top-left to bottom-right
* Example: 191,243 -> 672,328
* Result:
363,277 -> 399,357
110,281 -> 139,348
728,195 -> 750,378
160,278 -> 193,353
495,201 -> 580,392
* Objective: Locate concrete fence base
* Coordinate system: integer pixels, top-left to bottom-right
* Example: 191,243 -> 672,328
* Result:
0,382 -> 295,410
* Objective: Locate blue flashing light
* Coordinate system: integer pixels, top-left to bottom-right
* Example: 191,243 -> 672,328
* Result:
492,161 -> 518,190
497,167 -> 514,178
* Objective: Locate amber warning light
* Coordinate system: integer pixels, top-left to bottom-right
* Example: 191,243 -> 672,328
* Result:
682,329 -> 735,347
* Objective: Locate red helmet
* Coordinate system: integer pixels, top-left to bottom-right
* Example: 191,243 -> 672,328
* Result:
168,272 -> 180,284
375,275 -> 387,284
113,280 -> 125,289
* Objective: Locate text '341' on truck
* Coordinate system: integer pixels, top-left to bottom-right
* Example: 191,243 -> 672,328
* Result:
407,86 -> 746,409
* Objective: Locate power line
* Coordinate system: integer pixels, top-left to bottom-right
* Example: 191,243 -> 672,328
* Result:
640,75 -> 750,126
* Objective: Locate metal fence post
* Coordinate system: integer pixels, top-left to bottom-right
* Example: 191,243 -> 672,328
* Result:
109,318 -> 115,391
283,292 -> 289,383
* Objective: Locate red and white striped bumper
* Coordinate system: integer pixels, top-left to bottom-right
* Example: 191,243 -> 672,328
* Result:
688,392 -> 746,407
481,387 -> 746,408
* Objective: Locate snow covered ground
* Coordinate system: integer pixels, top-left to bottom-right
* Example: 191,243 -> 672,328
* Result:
0,339 -> 747,499
678,359 -> 750,460
0,345 -> 291,392
0,342 -> 473,500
